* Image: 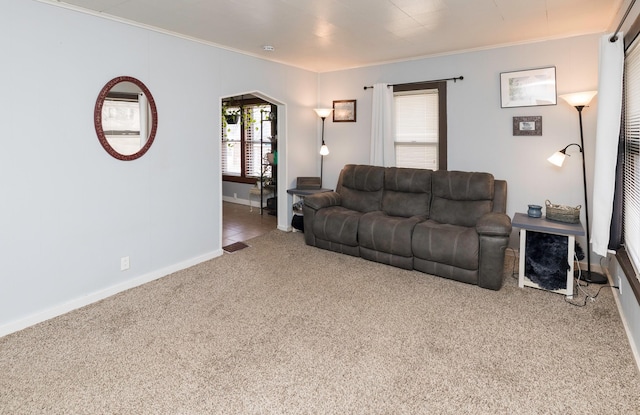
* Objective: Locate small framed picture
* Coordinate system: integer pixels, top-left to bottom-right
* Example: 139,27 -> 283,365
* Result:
500,67 -> 556,108
333,100 -> 356,122
513,116 -> 542,136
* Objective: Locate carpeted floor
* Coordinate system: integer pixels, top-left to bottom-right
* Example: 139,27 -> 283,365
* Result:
1,230 -> 638,414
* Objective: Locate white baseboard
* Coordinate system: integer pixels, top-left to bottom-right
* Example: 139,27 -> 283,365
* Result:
606,260 -> 640,373
222,195 -> 250,206
606,268 -> 640,373
0,249 -> 223,338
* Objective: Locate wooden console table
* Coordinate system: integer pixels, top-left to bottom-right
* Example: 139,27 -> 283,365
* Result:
512,212 -> 585,298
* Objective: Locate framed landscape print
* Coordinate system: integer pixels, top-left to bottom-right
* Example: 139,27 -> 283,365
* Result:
500,67 -> 556,108
333,100 -> 356,122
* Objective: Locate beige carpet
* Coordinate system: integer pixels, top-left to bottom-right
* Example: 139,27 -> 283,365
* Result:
1,231 -> 638,414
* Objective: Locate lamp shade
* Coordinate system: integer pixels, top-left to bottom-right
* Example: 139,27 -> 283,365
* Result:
547,151 -> 567,167
320,144 -> 330,156
559,91 -> 598,107
314,108 -> 333,119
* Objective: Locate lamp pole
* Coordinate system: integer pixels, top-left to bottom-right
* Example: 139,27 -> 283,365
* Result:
314,108 -> 332,188
320,116 -> 326,187
575,105 -> 607,284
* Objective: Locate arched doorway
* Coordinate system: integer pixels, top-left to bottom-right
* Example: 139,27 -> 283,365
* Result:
220,92 -> 286,249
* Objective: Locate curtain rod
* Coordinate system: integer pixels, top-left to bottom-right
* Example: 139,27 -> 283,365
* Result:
363,76 -> 463,90
611,0 -> 637,42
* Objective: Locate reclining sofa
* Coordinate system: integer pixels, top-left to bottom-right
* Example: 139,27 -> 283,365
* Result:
302,164 -> 512,290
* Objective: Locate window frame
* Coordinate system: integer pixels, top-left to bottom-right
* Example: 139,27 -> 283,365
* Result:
393,81 -> 447,170
615,22 -> 640,303
221,98 -> 274,184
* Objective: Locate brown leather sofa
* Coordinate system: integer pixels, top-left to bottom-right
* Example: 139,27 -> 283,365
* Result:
302,164 -> 512,290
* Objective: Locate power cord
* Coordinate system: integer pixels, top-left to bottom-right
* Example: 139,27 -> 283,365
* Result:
507,247 -> 519,280
511,246 -> 619,307
564,253 -> 619,307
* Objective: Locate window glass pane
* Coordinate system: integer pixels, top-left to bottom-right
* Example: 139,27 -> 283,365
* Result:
623,40 -> 640,275
222,140 -> 241,176
395,90 -> 438,143
103,99 -> 141,155
394,89 -> 439,170
221,101 -> 274,181
222,106 -> 241,176
245,105 -> 271,178
395,143 -> 438,170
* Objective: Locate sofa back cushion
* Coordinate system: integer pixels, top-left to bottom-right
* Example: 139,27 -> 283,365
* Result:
337,164 -> 385,212
430,171 -> 494,227
382,167 -> 432,217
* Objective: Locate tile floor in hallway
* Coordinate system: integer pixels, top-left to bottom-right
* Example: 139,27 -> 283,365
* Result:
222,201 -> 278,247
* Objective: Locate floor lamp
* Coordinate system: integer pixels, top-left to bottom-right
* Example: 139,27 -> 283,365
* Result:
547,90 -> 607,284
314,108 -> 333,187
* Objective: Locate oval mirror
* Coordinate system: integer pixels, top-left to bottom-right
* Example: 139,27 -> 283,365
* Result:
94,76 -> 158,160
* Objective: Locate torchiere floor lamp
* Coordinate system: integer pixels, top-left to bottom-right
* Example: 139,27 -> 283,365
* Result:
547,90 -> 607,284
314,108 -> 333,187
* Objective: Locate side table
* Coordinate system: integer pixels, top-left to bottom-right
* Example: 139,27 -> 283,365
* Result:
287,188 -> 333,231
512,212 -> 585,298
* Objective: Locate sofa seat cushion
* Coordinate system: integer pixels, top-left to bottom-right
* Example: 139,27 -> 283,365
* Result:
359,211 -> 424,257
312,206 -> 362,246
412,220 -> 479,270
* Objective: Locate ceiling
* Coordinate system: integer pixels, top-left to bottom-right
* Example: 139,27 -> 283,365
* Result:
50,0 -> 626,72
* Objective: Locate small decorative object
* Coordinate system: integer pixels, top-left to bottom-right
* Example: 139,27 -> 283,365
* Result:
527,204 -> 542,218
500,67 -> 556,108
545,200 -> 581,224
333,100 -> 356,122
513,116 -> 542,136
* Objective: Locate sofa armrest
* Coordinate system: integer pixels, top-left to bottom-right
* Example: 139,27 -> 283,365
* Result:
476,212 -> 512,236
476,212 -> 512,290
304,191 -> 342,210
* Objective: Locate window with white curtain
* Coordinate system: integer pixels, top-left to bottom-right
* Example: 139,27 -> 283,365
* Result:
623,39 -> 640,277
393,82 -> 447,170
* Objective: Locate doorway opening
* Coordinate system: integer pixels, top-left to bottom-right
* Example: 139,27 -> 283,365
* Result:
221,92 -> 283,247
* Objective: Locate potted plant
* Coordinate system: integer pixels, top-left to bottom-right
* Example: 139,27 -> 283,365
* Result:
221,104 -> 241,133
225,111 -> 240,125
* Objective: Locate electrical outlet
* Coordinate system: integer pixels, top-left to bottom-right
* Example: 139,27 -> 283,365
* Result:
234,192 -> 238,199
618,275 -> 622,294
120,256 -> 130,271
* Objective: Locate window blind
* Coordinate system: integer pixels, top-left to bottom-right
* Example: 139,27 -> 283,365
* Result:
222,104 -> 273,179
221,106 -> 242,176
394,89 -> 439,170
244,106 -> 272,178
624,40 -> 640,274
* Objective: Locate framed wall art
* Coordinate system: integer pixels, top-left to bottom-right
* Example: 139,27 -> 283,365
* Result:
513,116 -> 542,136
333,100 -> 356,122
500,67 -> 556,108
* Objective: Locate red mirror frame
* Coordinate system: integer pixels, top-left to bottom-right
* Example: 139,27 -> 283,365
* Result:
94,76 -> 158,161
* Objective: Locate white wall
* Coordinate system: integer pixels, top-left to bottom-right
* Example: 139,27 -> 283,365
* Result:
0,0 -> 318,334
609,256 -> 640,370
317,34 -> 601,256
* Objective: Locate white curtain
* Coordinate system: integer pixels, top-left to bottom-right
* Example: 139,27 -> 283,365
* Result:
139,92 -> 149,146
591,33 -> 624,256
369,83 -> 395,166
